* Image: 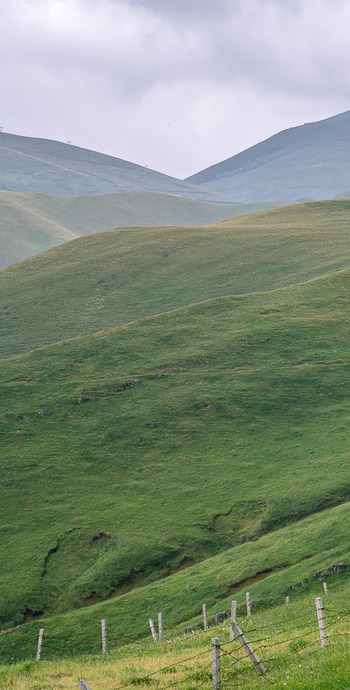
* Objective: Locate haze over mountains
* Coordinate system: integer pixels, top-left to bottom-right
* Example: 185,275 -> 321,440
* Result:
187,110 -> 350,202
0,131 -> 219,201
1,110 -> 350,209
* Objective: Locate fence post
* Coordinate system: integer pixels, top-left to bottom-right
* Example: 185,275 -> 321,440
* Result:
231,620 -> 266,675
203,603 -> 208,631
158,612 -> 163,641
211,637 -> 221,690
246,592 -> 251,616
323,582 -> 328,595
78,682 -> 92,690
101,618 -> 107,653
315,597 -> 328,648
36,628 -> 44,661
230,600 -> 237,641
149,618 -> 157,643
286,596 -> 290,605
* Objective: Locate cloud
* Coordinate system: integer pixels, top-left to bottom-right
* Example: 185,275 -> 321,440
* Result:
0,0 -> 349,177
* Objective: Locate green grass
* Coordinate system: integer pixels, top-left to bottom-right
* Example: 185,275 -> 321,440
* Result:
2,264 -> 350,631
1,507 -> 350,683
0,189 -> 279,269
2,200 -> 350,357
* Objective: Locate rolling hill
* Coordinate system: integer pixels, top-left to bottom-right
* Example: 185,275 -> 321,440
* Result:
2,200 -> 350,358
1,264 -> 350,631
186,110 -> 350,202
0,131 -> 220,200
3,192 -> 350,675
0,189 -> 283,269
1,499 -> 350,664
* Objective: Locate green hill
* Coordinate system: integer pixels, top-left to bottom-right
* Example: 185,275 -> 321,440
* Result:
1,499 -> 350,665
2,265 -> 350,631
0,189 -> 282,269
2,200 -> 350,358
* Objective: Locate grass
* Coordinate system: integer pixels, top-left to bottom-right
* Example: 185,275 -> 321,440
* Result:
2,263 -> 350,633
0,189 -> 280,269
2,199 -> 350,357
1,497 -> 350,662
2,559 -> 350,687
3,198 -> 350,678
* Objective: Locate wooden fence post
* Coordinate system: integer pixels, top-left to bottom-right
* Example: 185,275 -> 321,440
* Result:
101,618 -> 107,654
78,681 -> 92,690
158,612 -> 163,641
230,600 -> 237,641
149,618 -> 157,643
246,592 -> 251,616
323,582 -> 328,595
315,597 -> 328,648
231,620 -> 266,675
36,628 -> 44,661
211,637 -> 221,690
203,603 -> 208,631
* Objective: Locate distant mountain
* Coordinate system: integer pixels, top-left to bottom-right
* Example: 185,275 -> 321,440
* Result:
186,110 -> 350,202
0,132 -> 220,201
0,189 -> 285,269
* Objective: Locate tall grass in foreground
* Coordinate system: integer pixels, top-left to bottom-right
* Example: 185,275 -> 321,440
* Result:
2,580 -> 350,688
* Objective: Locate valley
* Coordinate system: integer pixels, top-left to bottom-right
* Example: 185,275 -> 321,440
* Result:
1,117 -> 350,687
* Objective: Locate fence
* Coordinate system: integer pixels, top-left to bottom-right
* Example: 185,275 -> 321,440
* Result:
75,593 -> 350,689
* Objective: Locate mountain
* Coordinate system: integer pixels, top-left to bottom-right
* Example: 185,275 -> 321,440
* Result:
0,189 -> 283,269
0,131 -> 219,201
186,110 -> 350,202
3,200 -> 350,359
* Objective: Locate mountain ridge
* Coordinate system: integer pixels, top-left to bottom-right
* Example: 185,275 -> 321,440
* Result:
0,131 -> 221,200
186,110 -> 350,201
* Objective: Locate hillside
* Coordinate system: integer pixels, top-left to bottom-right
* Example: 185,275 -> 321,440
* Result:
2,200 -> 350,358
0,132 -> 219,201
0,189 -> 282,269
1,499 -> 350,665
186,110 -> 350,202
2,265 -> 350,630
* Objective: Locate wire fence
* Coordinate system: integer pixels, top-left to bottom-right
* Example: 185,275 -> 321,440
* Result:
101,601 -> 350,689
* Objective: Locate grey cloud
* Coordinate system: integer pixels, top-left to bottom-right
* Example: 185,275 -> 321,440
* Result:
0,0 -> 349,178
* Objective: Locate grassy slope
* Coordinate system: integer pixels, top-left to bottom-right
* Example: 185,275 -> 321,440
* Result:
2,199 -> 350,357
0,500 -> 350,663
3,592 -> 350,690
0,189 -> 280,269
0,191 -> 80,268
2,266 -> 350,629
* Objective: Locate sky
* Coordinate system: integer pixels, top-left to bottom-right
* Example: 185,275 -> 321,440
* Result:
1,0 -> 350,179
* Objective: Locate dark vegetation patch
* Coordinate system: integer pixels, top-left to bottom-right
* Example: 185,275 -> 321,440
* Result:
22,608 -> 43,624
225,569 -> 286,598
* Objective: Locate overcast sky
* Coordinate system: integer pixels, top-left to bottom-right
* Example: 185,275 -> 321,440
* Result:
1,0 -> 350,178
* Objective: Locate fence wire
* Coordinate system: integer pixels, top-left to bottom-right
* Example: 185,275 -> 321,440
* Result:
117,605 -> 350,688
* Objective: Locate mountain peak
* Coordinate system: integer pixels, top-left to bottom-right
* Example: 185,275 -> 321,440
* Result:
186,110 -> 350,202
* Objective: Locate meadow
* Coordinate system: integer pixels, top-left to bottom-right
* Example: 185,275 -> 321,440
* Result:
2,264 -> 350,635
2,199 -> 350,357
2,200 -> 350,683
1,538 -> 350,687
0,190 -> 272,269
